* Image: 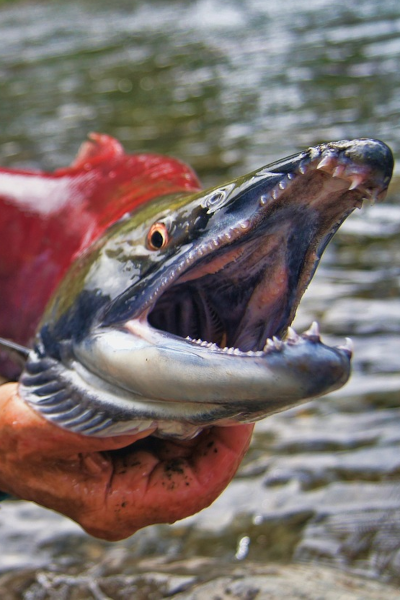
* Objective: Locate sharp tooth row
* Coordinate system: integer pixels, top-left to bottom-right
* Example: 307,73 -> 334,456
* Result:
281,149 -> 376,208
221,346 -> 263,356
185,336 -> 214,348
315,151 -> 370,200
186,323 -> 352,359
182,214 -> 256,272
263,337 -> 283,353
259,174 -> 295,208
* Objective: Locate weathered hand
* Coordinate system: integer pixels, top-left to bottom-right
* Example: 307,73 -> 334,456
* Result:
0,383 -> 253,541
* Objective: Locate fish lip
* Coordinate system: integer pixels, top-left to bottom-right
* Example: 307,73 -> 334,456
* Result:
104,138 -> 393,354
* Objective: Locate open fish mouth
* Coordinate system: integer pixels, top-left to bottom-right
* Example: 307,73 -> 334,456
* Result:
19,138 -> 393,439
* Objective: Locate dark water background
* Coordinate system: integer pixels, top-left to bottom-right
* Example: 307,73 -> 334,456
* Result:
0,0 -> 399,596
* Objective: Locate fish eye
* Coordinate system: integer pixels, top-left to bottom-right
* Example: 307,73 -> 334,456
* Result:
147,222 -> 169,250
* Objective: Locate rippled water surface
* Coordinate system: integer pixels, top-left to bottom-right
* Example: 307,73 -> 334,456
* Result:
0,0 -> 399,596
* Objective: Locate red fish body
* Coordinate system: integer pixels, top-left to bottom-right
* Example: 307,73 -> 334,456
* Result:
0,134 -> 201,376
0,135 -> 393,439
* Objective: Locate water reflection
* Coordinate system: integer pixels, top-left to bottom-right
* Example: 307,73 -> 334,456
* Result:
0,0 -> 399,181
0,0 -> 399,592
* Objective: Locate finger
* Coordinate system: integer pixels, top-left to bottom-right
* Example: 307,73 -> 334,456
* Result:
78,423 -> 254,540
0,382 -> 255,543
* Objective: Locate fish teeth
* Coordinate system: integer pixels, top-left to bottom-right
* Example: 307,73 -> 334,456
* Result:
222,346 -> 237,354
286,326 -> 299,343
298,161 -> 307,175
348,174 -> 364,191
333,165 -> 345,178
303,321 -> 321,341
316,154 -> 333,171
338,337 -> 354,358
188,337 -> 209,346
263,338 -> 276,352
263,337 -> 284,353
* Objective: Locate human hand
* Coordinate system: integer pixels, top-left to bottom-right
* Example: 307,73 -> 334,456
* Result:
0,383 -> 253,541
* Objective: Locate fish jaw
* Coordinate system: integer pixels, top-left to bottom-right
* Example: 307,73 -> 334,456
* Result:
19,139 -> 393,438
74,320 -> 351,406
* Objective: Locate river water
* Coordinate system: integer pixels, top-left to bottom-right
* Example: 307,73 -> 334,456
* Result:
0,0 -> 399,596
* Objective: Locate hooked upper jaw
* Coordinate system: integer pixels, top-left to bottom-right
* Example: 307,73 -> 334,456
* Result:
145,138 -> 393,354
19,138 -> 394,438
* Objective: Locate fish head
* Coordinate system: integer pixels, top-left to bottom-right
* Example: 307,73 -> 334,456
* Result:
19,138 -> 394,438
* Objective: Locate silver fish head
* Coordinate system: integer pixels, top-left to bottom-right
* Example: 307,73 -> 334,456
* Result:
20,138 -> 394,438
